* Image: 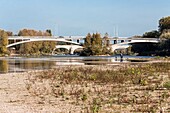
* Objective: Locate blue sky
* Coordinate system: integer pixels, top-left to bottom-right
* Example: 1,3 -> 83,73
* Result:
0,0 -> 170,37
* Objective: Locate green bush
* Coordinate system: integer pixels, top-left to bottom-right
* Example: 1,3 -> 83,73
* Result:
163,81 -> 170,89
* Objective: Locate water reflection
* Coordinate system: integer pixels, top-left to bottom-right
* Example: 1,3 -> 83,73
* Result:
0,55 -> 154,73
0,60 -> 8,73
83,59 -> 111,65
0,59 -> 56,73
17,60 -> 55,70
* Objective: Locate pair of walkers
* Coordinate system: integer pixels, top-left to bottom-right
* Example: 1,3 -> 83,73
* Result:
115,53 -> 123,62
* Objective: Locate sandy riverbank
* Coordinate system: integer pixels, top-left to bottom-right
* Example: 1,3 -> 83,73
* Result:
0,71 -> 83,113
0,63 -> 170,113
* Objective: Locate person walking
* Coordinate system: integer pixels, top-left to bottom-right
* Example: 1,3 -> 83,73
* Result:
120,53 -> 123,62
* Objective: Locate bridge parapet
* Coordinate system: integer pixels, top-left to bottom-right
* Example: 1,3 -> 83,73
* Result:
8,36 -> 86,40
8,36 -> 58,40
130,38 -> 159,40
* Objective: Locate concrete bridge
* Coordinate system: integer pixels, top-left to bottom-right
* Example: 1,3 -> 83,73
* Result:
7,36 -> 160,54
7,36 -> 84,54
7,36 -> 81,48
111,38 -> 160,51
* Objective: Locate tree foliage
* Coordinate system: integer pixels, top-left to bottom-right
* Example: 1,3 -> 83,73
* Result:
160,33 -> 170,39
84,33 -> 92,48
17,29 -> 56,55
103,32 -> 110,47
158,16 -> 170,55
131,43 -> 158,55
0,29 -> 9,55
142,30 -> 160,38
46,29 -> 52,36
159,16 -> 170,40
91,33 -> 102,55
18,29 -> 51,36
159,16 -> 170,33
81,33 -> 112,56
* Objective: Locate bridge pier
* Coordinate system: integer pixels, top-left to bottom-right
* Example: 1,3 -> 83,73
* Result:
114,40 -> 117,44
9,47 -> 16,55
77,39 -> 80,43
69,47 -> 74,54
69,46 -> 83,54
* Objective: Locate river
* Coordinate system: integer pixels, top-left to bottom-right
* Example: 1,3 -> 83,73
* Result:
0,55 -> 154,73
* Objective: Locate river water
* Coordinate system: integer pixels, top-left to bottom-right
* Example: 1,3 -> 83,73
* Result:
0,55 -> 154,73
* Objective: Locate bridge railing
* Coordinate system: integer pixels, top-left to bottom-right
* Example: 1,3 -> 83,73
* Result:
130,38 -> 160,40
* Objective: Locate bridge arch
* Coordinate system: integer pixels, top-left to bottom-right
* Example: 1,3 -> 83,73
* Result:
52,45 -> 83,55
111,39 -> 159,51
7,38 -> 80,48
52,47 -> 70,55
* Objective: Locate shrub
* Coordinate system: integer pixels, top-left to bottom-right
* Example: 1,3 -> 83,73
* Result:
163,81 -> 170,89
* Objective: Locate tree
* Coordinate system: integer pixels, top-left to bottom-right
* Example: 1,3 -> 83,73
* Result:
131,43 -> 158,55
131,35 -> 142,38
91,33 -> 102,55
41,41 -> 56,54
0,29 -> 9,55
19,43 -> 32,55
160,33 -> 170,39
84,33 -> 92,48
81,33 -> 92,56
18,29 -> 56,55
103,32 -> 110,47
142,30 -> 160,38
158,16 -> 170,55
159,16 -> 170,33
6,31 -> 13,36
102,33 -> 112,54
46,29 -> 52,36
81,33 -> 112,56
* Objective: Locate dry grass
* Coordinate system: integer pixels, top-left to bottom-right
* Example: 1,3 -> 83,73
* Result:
24,62 -> 170,112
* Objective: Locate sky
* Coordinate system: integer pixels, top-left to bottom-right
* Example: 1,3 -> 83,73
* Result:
0,0 -> 170,37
